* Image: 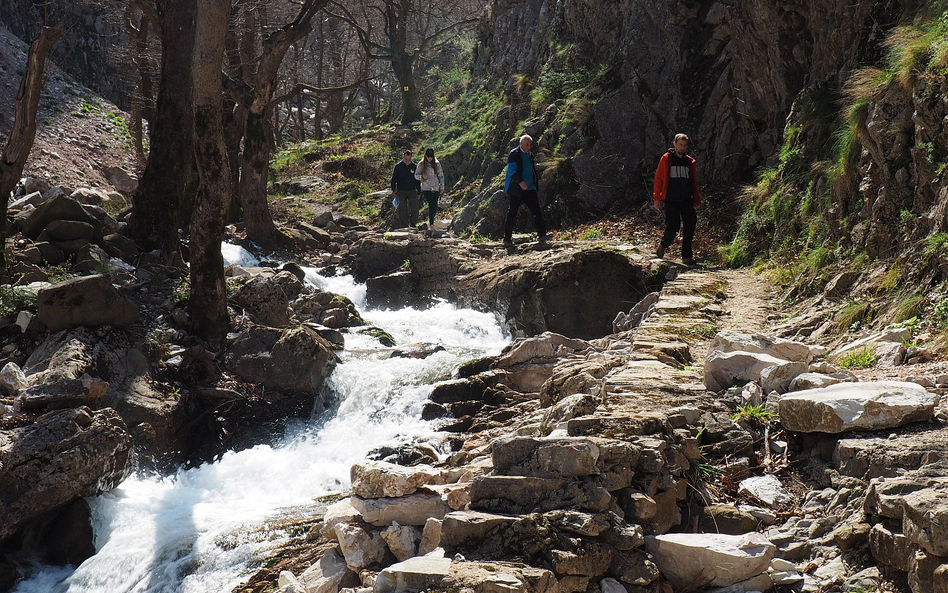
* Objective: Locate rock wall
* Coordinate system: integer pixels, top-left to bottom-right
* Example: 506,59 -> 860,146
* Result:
453,0 -> 908,234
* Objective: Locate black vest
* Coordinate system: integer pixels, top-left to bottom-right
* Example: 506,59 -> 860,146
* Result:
666,150 -> 693,202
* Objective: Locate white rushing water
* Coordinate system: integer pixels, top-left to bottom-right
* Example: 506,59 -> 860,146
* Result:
12,244 -> 509,593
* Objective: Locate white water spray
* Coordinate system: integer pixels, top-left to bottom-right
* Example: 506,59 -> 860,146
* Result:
12,245 -> 508,593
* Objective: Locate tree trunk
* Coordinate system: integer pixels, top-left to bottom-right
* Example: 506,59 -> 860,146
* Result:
239,110 -> 280,246
0,27 -> 62,271
189,0 -> 232,343
393,51 -> 420,125
130,0 -> 196,263
129,15 -> 152,166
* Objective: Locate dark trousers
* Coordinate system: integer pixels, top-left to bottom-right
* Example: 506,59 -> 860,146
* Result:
422,191 -> 439,226
503,189 -> 546,241
661,198 -> 697,259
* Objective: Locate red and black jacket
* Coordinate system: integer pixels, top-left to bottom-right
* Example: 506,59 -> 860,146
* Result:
653,149 -> 702,207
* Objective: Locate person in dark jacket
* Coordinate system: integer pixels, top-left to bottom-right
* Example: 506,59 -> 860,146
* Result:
503,134 -> 547,246
391,150 -> 421,228
653,133 -> 702,265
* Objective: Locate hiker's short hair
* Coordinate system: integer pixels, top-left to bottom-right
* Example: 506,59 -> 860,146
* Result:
520,134 -> 533,143
674,133 -> 690,143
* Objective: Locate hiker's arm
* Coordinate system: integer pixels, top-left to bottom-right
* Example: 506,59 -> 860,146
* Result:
652,154 -> 668,206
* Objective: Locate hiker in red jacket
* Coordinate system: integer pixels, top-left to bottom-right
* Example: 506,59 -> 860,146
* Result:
653,133 -> 702,266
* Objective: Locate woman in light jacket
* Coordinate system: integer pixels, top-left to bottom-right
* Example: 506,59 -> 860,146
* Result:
414,147 -> 445,228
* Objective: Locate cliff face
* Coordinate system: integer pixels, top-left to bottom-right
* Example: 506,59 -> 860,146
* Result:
457,0 -> 904,232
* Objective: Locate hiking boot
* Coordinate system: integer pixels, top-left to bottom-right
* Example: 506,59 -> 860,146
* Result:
682,257 -> 696,266
655,244 -> 666,259
537,234 -> 549,245
503,238 -> 515,248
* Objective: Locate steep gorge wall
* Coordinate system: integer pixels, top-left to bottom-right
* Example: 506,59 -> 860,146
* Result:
455,0 -> 906,234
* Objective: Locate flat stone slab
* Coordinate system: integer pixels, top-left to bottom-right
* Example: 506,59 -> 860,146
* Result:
375,555 -> 452,593
645,533 -> 775,588
351,494 -> 449,527
778,381 -> 937,433
351,460 -> 441,498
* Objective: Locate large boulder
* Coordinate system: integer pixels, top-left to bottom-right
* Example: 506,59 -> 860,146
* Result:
778,381 -> 937,433
36,275 -> 139,332
20,195 -> 103,240
351,494 -> 450,527
230,272 -> 304,327
707,331 -> 825,363
704,350 -> 788,392
492,436 -> 601,478
644,533 -> 775,588
224,325 -> 337,393
350,460 -> 441,498
0,407 -> 133,541
299,549 -> 352,593
291,290 -> 364,328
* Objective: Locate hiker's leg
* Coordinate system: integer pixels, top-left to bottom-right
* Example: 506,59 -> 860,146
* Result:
661,199 -> 682,248
522,190 -> 547,238
681,200 -> 697,259
396,190 -> 411,228
503,193 -> 523,241
407,190 -> 419,227
424,191 -> 439,226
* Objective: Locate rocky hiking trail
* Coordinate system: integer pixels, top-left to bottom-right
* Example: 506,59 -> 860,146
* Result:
3,205 -> 948,593
225,246 -> 948,593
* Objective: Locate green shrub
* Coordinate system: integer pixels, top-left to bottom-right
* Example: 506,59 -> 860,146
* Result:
838,347 -> 877,369
0,285 -> 36,318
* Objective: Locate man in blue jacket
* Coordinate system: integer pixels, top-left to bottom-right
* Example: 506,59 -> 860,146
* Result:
503,134 -> 547,247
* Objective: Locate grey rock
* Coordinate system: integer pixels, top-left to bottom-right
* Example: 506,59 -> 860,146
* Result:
36,275 -> 139,332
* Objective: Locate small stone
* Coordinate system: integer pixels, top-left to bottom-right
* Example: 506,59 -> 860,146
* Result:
738,475 -> 791,508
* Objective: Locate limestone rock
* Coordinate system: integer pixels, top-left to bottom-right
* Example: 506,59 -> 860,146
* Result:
778,381 -> 937,433
374,555 -> 452,593
321,498 -> 362,541
439,510 -> 517,548
469,475 -> 610,514
760,361 -> 808,395
704,350 -> 788,392
610,549 -> 660,586
789,372 -> 841,392
334,523 -> 386,570
709,331 -> 824,363
0,362 -> 27,395
600,578 -> 628,593
442,561 -> 558,593
903,485 -> 948,557
418,518 -> 442,556
351,494 -> 449,527
830,328 -> 911,363
350,461 -> 440,499
381,522 -> 421,561
495,332 -> 590,368
0,407 -> 133,540
36,275 -> 139,332
224,325 -> 337,393
738,475 -> 791,508
645,532 -> 776,588
492,436 -> 600,477
701,504 -> 759,535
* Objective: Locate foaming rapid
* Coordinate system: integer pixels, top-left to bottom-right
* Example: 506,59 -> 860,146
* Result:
12,248 -> 509,593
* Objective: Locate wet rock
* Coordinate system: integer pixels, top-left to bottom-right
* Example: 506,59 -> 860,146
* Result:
645,533 -> 775,588
224,325 -> 337,393
19,498 -> 95,566
292,290 -> 365,329
389,343 -> 446,359
36,275 -> 139,332
375,555 -> 452,593
366,271 -> 417,309
351,494 -> 450,527
350,461 -> 441,499
738,475 -> 791,507
0,407 -> 133,540
779,381 -> 937,433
